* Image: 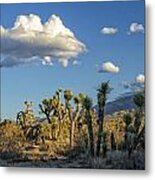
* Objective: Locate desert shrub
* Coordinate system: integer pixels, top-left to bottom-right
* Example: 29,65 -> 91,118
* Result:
88,150 -> 144,170
0,120 -> 26,154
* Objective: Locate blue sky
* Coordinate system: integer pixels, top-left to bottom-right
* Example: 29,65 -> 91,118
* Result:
0,1 -> 145,119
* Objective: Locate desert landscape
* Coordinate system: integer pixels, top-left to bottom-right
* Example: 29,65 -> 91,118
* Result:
0,84 -> 145,169
0,1 -> 145,169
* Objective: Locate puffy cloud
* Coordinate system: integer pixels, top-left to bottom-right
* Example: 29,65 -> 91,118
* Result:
98,61 -> 119,73
0,14 -> 86,68
128,22 -> 144,34
101,27 -> 118,35
136,74 -> 145,84
42,56 -> 53,66
59,59 -> 68,68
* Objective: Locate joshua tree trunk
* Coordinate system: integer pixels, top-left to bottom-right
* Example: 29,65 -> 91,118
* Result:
102,132 -> 107,157
64,90 -> 74,148
83,96 -> 94,157
70,120 -> 75,148
96,109 -> 104,157
39,103 -> 52,124
68,102 -> 81,148
111,132 -> 116,150
96,82 -> 110,157
128,125 -> 145,158
128,90 -> 145,158
68,108 -> 74,148
86,110 -> 94,157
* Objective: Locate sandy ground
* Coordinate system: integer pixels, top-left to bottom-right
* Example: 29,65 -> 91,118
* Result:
0,155 -> 91,168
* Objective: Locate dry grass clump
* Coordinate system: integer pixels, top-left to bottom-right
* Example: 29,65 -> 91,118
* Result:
88,150 -> 145,170
0,120 -> 27,161
0,120 -> 26,153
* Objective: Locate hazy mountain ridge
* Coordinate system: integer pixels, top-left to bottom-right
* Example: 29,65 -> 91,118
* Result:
95,92 -> 136,115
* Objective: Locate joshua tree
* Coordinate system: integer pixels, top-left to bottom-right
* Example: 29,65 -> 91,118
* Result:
73,93 -> 85,123
73,95 -> 81,120
63,90 -> 85,148
96,81 -> 111,157
16,101 -> 35,128
55,89 -> 62,102
39,98 -> 53,124
83,96 -> 95,157
16,101 -> 36,140
16,111 -> 26,129
39,91 -> 67,139
133,90 -> 145,111
64,90 -> 74,148
133,90 -> 145,133
128,90 -> 145,157
52,89 -> 68,137
123,113 -> 132,131
121,112 -> 132,151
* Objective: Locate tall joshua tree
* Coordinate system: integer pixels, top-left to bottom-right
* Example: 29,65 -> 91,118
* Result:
64,90 -> 84,148
54,89 -> 68,137
64,90 -> 74,148
128,90 -> 145,157
96,81 -> 111,157
73,93 -> 85,122
83,96 -> 95,157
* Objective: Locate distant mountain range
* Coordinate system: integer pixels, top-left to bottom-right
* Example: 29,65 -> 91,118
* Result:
95,92 -> 136,115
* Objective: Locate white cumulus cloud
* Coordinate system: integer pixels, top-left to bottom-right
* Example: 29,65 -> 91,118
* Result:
101,27 -> 118,35
0,14 -> 86,68
136,74 -> 145,84
98,61 -> 120,73
128,22 -> 144,34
